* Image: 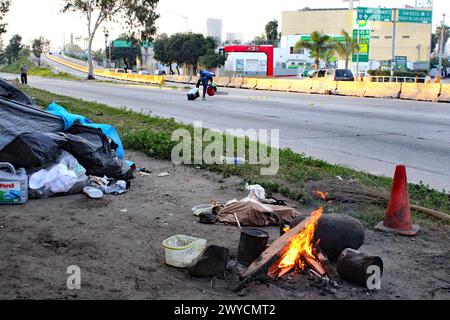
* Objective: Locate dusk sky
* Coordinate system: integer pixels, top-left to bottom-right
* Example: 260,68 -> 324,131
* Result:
3,0 -> 448,50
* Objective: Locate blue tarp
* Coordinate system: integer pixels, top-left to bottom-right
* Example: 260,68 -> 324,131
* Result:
47,102 -> 125,159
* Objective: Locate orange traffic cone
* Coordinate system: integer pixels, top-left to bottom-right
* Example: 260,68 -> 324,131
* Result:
375,165 -> 420,236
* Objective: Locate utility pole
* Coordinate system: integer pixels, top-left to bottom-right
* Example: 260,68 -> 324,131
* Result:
438,14 -> 446,77
390,8 -> 397,82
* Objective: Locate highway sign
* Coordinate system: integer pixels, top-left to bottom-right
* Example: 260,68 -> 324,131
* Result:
398,9 -> 432,24
357,7 -> 393,22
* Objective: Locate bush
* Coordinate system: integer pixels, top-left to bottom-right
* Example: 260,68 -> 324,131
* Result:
367,69 -> 428,78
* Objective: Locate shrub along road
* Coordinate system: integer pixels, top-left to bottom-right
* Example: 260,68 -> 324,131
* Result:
5,73 -> 450,193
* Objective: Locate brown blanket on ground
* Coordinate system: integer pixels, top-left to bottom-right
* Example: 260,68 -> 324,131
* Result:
215,197 -> 299,227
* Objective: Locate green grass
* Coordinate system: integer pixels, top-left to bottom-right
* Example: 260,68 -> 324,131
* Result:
0,57 -> 78,80
19,85 -> 450,228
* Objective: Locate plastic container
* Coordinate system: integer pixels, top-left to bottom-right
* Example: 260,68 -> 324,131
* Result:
162,235 -> 207,268
0,163 -> 28,205
237,228 -> 269,267
191,204 -> 213,216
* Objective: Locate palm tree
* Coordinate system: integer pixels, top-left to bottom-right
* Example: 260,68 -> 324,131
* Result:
295,31 -> 332,67
334,30 -> 360,69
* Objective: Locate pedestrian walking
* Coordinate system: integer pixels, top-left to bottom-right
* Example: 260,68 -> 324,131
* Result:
20,63 -> 29,85
196,70 -> 215,101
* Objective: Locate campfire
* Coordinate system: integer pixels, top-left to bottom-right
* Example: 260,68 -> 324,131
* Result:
268,208 -> 328,279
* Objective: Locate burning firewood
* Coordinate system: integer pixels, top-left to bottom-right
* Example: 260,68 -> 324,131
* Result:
234,208 -> 333,291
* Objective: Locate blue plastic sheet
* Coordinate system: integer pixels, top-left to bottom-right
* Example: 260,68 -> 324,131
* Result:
47,102 -> 125,159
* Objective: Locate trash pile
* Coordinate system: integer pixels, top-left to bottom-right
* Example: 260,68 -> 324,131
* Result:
0,79 -> 134,204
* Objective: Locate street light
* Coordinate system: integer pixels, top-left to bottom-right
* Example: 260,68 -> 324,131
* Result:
438,14 -> 446,77
167,11 -> 189,32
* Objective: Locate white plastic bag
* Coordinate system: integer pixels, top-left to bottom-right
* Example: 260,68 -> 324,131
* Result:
245,183 -> 266,201
29,151 -> 88,199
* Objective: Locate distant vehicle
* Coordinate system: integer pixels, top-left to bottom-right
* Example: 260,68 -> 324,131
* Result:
155,70 -> 166,76
310,68 -> 355,81
138,70 -> 150,75
115,69 -> 126,73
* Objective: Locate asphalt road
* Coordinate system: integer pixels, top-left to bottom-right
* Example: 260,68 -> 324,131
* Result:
3,73 -> 450,192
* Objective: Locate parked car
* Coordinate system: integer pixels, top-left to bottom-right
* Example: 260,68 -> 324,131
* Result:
138,70 -> 150,75
310,68 -> 355,81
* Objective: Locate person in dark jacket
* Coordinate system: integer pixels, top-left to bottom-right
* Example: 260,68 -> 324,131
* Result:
196,70 -> 215,100
20,64 -> 29,85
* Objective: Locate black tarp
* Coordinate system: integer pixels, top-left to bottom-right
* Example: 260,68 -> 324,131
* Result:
0,79 -> 34,105
0,79 -> 65,151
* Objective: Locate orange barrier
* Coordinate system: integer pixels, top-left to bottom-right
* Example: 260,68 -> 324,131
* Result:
400,83 -> 441,102
288,79 -> 312,93
241,78 -> 258,90
228,77 -> 244,88
310,79 -> 337,95
255,79 -> 274,91
438,84 -> 450,103
215,76 -> 231,87
364,82 -> 401,99
335,81 -> 366,97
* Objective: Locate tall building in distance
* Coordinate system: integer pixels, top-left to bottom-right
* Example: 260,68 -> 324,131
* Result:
206,18 -> 223,44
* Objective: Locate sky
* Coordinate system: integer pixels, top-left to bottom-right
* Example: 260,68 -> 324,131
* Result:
2,0 -> 449,50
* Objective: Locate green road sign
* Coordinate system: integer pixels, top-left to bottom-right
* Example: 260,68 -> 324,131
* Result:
352,29 -> 370,63
398,9 -> 432,24
395,56 -> 408,69
357,7 -> 393,22
112,40 -> 131,48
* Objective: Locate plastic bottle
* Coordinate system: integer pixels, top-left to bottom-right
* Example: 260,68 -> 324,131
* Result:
220,156 -> 246,165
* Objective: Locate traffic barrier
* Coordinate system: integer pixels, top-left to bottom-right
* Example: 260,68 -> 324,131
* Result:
165,75 -> 175,82
255,79 -> 274,91
310,79 -> 337,95
364,82 -> 401,99
288,79 -> 312,93
241,78 -> 258,90
270,79 -> 292,92
190,76 -> 199,85
335,81 -> 366,97
400,83 -> 441,102
228,77 -> 244,88
438,84 -> 450,103
215,77 -> 231,87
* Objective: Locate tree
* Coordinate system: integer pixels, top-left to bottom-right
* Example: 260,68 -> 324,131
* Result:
32,37 -> 50,66
198,37 -> 226,69
153,34 -> 174,74
0,0 -> 11,37
265,20 -> 280,46
110,35 -> 141,71
432,25 -> 449,55
252,34 -> 267,46
334,30 -> 359,69
295,31 -> 332,67
5,34 -> 23,64
62,0 -> 160,80
92,48 -> 106,63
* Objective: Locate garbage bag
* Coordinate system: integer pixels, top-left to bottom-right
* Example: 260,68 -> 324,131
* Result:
64,124 -> 133,181
28,151 -> 88,199
187,88 -> 200,101
0,132 -> 68,170
47,102 -> 125,159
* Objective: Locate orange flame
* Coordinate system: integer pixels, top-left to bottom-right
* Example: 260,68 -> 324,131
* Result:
313,191 -> 329,201
272,207 -> 324,277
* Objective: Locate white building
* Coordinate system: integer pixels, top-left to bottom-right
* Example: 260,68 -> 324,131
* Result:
225,33 -> 244,44
207,18 -> 223,44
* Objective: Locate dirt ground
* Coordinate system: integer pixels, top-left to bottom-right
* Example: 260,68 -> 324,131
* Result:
0,150 -> 449,300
